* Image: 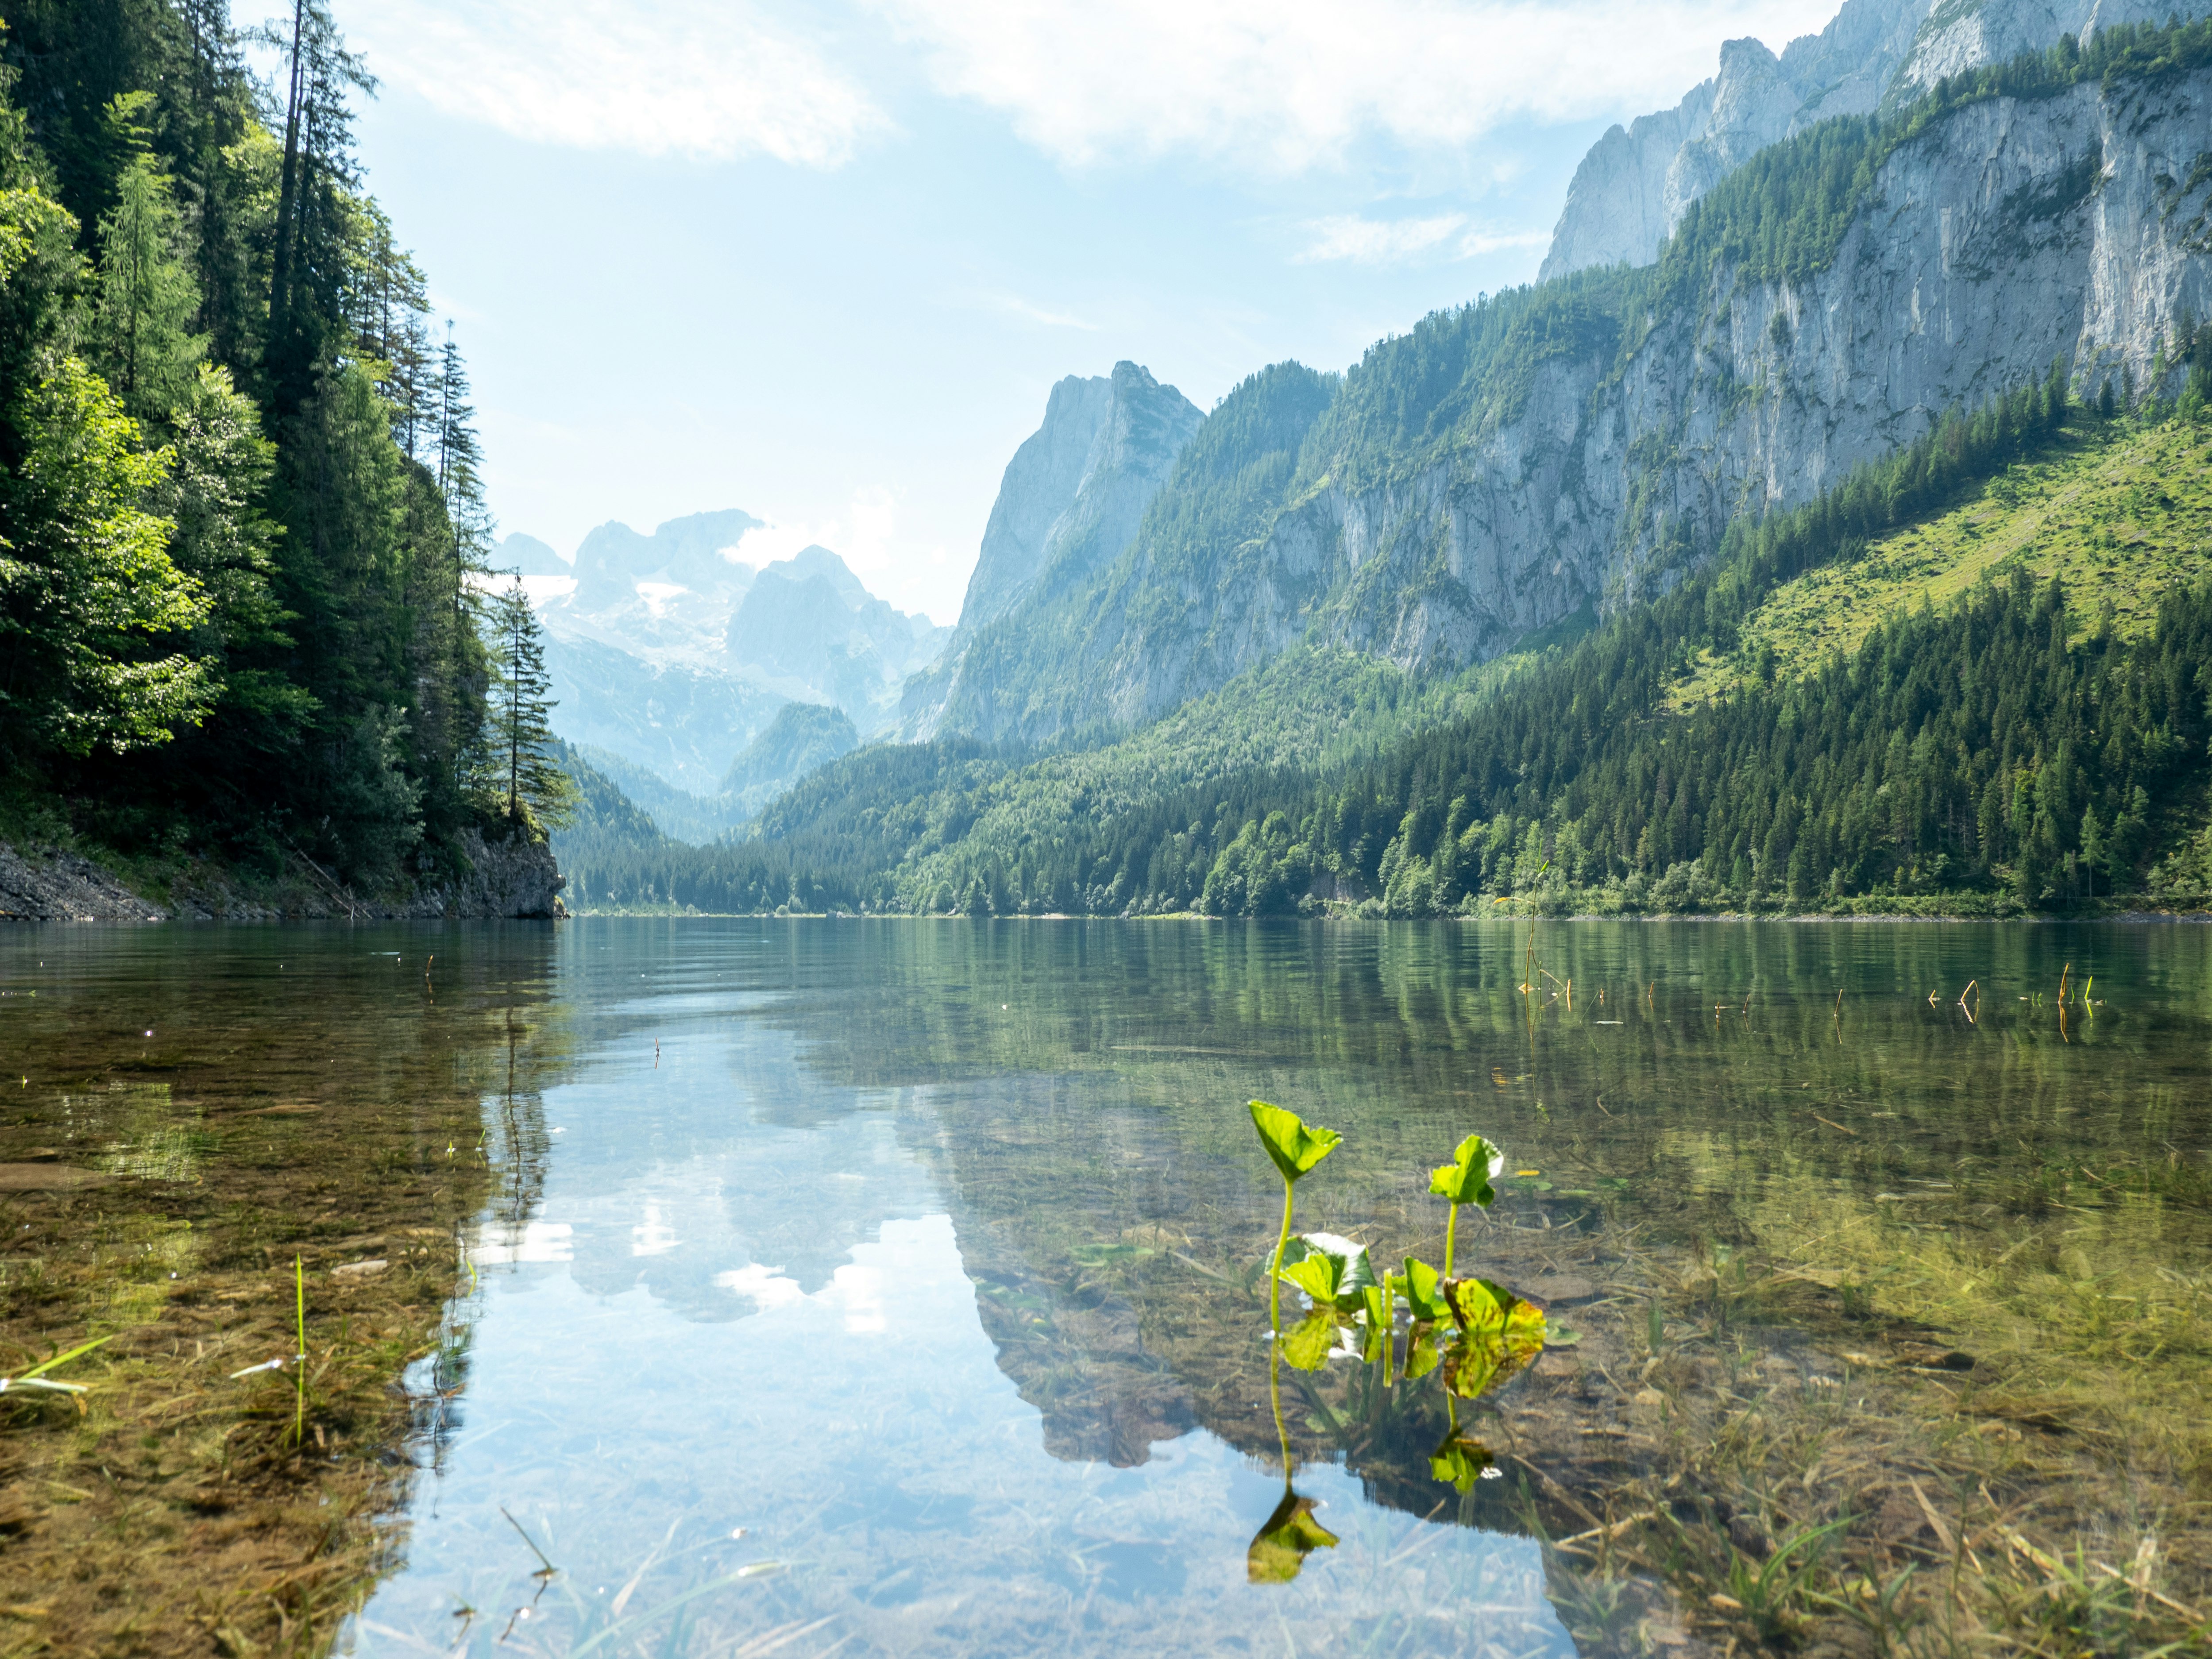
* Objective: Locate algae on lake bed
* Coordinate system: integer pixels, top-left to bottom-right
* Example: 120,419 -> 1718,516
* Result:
0,929 -> 562,1653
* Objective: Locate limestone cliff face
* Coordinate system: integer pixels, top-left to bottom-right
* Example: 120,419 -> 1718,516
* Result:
948,69 -> 2212,743
1541,0 -> 1934,278
1539,0 -> 2212,281
902,361 -> 1202,738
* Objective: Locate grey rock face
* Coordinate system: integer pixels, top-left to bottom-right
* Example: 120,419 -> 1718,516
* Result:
436,829 -> 565,920
1540,0 -> 2212,282
1,830 -> 565,921
903,361 -> 1202,738
723,546 -> 951,735
1542,0 -> 1934,278
956,71 -> 2212,743
0,842 -> 169,921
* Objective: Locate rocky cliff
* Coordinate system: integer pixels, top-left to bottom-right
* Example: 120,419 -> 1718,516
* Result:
1540,0 -> 2212,280
934,58 -> 2212,743
901,361 -> 1202,738
723,546 -> 949,735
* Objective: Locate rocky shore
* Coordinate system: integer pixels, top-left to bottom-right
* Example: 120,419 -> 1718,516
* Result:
0,830 -> 564,922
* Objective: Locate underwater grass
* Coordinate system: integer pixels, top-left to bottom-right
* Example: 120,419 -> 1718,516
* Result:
0,940 -> 563,1655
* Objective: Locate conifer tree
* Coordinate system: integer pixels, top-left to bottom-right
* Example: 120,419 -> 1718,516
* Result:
434,324 -> 492,568
89,95 -> 207,423
479,580 -> 576,834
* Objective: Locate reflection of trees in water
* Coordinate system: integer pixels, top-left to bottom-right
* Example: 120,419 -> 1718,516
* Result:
416,984 -> 576,1471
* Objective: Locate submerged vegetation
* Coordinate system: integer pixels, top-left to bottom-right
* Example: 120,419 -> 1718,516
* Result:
0,931 -> 564,1646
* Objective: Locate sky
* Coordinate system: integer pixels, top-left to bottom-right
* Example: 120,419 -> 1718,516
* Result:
332,0 -> 1846,624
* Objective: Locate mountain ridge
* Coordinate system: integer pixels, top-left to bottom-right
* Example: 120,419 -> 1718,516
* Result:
902,39 -> 2212,746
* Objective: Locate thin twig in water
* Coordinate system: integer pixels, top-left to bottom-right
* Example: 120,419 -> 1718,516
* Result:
499,1505 -> 558,1578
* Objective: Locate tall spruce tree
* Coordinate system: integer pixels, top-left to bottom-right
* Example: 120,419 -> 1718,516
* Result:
479,580 -> 575,834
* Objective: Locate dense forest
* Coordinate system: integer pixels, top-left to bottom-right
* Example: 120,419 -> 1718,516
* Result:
0,0 -> 566,897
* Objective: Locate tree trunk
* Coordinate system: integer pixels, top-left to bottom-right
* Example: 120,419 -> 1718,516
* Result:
268,0 -> 308,341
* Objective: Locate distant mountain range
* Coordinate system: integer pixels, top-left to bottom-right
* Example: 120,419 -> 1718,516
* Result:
491,512 -> 947,811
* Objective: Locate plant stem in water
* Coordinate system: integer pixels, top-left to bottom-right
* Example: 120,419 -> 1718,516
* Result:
1270,1176 -> 1294,1337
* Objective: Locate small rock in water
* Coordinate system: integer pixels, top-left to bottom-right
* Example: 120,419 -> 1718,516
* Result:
1728,1514 -> 1772,1558
1527,1274 -> 1598,1304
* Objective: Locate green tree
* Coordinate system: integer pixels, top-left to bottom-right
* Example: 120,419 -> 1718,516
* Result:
478,580 -> 575,834
0,356 -> 213,754
88,95 -> 207,423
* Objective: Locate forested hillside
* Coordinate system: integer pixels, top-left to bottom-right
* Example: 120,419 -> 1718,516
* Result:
562,378 -> 2212,918
0,0 -> 562,901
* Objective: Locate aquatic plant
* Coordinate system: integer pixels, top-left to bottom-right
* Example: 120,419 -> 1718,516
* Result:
1246,1101 -> 1341,1338
1240,1098 -> 1548,1583
1429,1131 -> 1502,1277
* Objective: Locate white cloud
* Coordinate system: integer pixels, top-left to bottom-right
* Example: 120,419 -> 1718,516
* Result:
1296,212 -> 1467,265
988,293 -> 1102,331
1458,226 -> 1553,256
342,0 -> 886,165
874,0 -> 1845,171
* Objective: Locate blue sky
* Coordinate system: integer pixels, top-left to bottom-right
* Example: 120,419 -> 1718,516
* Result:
335,0 -> 1841,622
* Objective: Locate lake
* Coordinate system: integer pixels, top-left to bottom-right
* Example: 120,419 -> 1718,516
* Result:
1,918 -> 2206,1655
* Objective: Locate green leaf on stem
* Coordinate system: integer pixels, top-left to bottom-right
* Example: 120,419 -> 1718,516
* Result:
1430,1133 -> 1504,1209
1397,1255 -> 1453,1322
1248,1101 -> 1342,1184
1444,1276 -> 1548,1345
1279,1308 -> 1340,1371
1274,1232 -> 1377,1311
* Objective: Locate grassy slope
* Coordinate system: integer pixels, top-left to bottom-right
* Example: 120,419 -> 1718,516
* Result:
1672,416 -> 2212,709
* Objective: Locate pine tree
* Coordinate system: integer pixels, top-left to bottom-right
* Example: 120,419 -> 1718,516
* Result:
434,324 -> 492,570
479,581 -> 576,834
89,95 -> 207,424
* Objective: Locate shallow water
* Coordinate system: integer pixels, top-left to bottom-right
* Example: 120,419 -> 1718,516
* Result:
5,918 -> 2208,1655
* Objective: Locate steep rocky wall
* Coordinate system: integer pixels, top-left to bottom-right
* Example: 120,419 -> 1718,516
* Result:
1540,0 -> 2212,281
991,70 -> 2212,740
903,361 -> 1203,739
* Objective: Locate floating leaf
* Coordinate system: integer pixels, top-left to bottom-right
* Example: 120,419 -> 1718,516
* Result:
1274,1232 -> 1377,1311
1428,1429 -> 1497,1493
1248,1101 -> 1342,1185
1440,1332 -> 1540,1401
1444,1277 -> 1548,1346
1247,1487 -> 1339,1584
1397,1256 -> 1453,1323
1280,1308 -> 1339,1371
1430,1133 -> 1504,1209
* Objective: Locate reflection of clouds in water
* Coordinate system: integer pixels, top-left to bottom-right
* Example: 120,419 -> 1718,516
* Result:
520,1000 -> 939,1325
630,1201 -> 679,1256
712,1260 -> 887,1332
470,1219 -> 573,1265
